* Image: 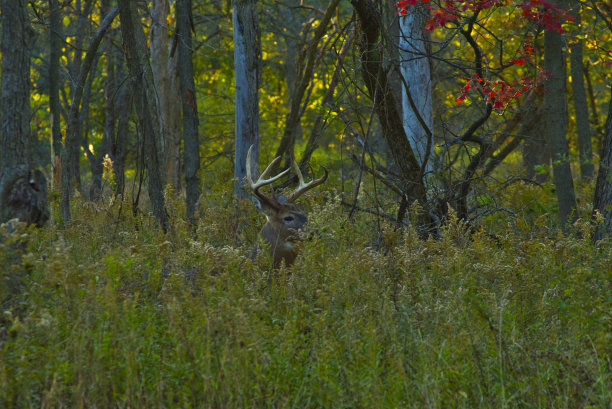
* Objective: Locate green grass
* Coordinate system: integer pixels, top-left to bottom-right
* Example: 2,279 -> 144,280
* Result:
1,181 -> 611,408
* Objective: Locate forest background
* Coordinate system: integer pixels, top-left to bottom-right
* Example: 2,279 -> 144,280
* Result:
0,0 -> 611,407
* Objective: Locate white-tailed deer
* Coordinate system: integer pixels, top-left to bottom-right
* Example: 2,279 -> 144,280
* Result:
246,146 -> 328,268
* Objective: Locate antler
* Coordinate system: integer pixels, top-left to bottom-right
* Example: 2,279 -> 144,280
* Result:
246,145 -> 290,209
287,159 -> 328,203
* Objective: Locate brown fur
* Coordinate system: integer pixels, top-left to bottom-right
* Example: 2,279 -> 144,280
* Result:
258,202 -> 307,267
246,145 -> 327,268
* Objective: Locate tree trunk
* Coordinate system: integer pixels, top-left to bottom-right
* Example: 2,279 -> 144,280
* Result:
523,127 -> 550,183
151,0 -> 182,189
399,3 -> 434,176
60,5 -> 118,222
166,56 -> 183,191
1,0 -> 32,170
282,10 -> 301,156
593,92 -> 612,241
81,46 -> 104,200
233,0 -> 260,197
0,0 -> 49,311
118,0 -> 169,232
49,0 -> 63,188
112,71 -> 131,199
0,0 -> 49,227
351,0 -> 433,233
543,10 -> 577,229
569,4 -> 593,179
584,61 -> 603,153
177,0 -> 201,222
96,2 -> 116,200
66,0 -> 95,194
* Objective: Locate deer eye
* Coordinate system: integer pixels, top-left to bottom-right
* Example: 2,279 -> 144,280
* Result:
283,215 -> 295,222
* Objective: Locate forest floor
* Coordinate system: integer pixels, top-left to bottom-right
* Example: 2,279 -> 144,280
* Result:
1,179 -> 611,408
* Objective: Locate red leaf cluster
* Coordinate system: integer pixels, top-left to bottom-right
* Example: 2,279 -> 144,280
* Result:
456,70 -> 547,111
395,0 -> 508,29
392,0 -> 564,109
516,0 -> 575,33
395,0 -> 430,16
394,0 -> 573,32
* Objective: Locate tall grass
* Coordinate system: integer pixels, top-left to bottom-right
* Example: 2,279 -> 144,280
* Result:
1,180 -> 611,408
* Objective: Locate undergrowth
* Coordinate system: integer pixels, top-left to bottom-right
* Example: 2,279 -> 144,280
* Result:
1,179 -> 611,408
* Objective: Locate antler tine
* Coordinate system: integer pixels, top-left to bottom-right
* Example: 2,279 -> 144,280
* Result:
288,159 -> 329,202
246,145 -> 291,208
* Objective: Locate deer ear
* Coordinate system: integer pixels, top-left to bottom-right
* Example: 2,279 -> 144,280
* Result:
252,195 -> 275,216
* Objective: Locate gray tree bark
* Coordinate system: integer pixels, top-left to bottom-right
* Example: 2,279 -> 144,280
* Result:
112,69 -> 132,199
1,0 -> 32,170
399,4 -> 434,176
79,20 -> 108,201
177,0 -> 201,222
166,56 -> 183,192
66,0 -> 95,194
351,0 -> 433,233
569,4 -> 593,179
0,0 -> 49,227
0,0 -> 49,311
151,0 -> 181,189
49,0 -> 63,188
87,0 -> 116,200
522,127 -> 550,183
233,0 -> 261,197
543,8 -> 577,229
593,92 -> 612,241
150,0 -> 170,167
522,93 -> 550,182
118,0 -> 169,232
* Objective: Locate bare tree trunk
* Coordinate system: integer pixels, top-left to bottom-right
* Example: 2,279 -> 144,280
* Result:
569,4 -> 593,179
283,10 -> 301,151
521,92 -> 550,182
522,128 -> 550,182
0,0 -> 49,225
233,0 -> 260,197
60,5 -> 118,222
1,0 -> 32,170
543,7 -> 577,229
49,0 -> 63,188
399,3 -> 434,175
118,0 -> 169,232
166,56 -> 183,191
86,0 -> 116,200
177,0 -> 201,222
66,0 -> 95,194
100,4 -> 116,199
80,47 -> 104,200
151,0 -> 182,189
112,70 -> 131,199
593,92 -> 612,241
584,61 -> 603,153
351,0 -> 433,233
0,0 -> 49,310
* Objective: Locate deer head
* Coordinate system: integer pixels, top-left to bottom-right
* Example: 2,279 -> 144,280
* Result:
246,146 -> 328,268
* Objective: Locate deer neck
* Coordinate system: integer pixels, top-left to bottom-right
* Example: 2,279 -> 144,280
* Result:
260,223 -> 300,267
